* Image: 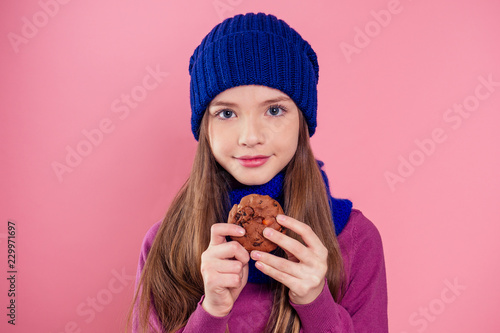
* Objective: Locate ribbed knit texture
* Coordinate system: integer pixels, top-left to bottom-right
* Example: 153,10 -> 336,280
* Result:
228,161 -> 352,284
189,12 -> 319,140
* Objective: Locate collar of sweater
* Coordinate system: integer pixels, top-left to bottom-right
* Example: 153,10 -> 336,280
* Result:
227,160 -> 353,284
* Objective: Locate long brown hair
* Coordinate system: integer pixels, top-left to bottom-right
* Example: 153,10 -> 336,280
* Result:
127,111 -> 345,332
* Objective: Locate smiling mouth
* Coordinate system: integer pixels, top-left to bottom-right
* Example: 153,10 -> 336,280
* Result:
236,156 -> 270,168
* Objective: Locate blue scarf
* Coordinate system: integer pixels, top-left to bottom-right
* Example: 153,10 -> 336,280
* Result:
228,161 -> 353,284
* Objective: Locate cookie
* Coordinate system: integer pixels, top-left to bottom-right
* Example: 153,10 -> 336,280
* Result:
228,194 -> 285,252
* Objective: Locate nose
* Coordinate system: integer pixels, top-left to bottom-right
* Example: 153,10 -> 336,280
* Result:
238,115 -> 265,147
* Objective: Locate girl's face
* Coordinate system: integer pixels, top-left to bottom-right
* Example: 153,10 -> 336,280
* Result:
208,85 -> 300,186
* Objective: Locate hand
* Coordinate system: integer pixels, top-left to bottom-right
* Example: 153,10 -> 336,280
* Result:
200,223 -> 250,317
250,214 -> 328,305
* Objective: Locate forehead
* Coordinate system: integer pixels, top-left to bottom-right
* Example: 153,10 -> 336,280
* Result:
209,85 -> 292,106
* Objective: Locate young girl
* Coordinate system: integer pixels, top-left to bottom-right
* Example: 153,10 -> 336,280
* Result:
129,12 -> 388,333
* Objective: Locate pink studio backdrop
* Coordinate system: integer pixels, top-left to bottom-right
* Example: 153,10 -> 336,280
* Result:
1,0 -> 499,332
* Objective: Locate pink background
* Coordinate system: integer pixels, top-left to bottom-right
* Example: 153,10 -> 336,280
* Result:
1,0 -> 499,332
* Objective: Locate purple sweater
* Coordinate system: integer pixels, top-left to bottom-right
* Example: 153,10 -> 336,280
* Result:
133,209 -> 388,332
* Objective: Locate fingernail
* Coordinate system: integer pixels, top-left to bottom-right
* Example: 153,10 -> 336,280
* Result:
255,261 -> 264,269
263,227 -> 272,237
238,228 -> 245,235
276,214 -> 285,223
251,251 -> 261,260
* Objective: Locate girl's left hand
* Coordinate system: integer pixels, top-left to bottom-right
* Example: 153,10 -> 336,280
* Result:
250,214 -> 328,305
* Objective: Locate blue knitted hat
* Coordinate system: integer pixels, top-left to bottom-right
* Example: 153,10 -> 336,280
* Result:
188,12 -> 319,140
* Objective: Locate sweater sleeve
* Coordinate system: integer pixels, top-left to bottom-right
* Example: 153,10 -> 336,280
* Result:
132,221 -> 165,333
175,297 -> 230,332
291,277 -> 354,332
290,209 -> 388,332
132,221 -> 231,333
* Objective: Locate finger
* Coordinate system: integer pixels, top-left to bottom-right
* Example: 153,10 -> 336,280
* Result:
209,223 -> 245,246
254,259 -> 299,288
262,226 -> 309,262
206,241 -> 250,263
275,215 -> 324,251
232,243 -> 251,264
205,271 -> 244,290
251,250 -> 300,278
211,258 -> 245,274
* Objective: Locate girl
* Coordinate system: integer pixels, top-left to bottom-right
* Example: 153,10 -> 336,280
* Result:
129,12 -> 388,333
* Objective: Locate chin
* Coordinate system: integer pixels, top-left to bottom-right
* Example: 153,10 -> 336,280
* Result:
235,173 -> 273,186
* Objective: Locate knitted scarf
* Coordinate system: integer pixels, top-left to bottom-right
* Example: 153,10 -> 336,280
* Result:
228,161 -> 353,284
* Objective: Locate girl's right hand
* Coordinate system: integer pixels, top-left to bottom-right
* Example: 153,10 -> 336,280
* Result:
200,223 -> 250,317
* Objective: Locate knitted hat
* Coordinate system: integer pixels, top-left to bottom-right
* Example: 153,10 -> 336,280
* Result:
188,12 -> 319,140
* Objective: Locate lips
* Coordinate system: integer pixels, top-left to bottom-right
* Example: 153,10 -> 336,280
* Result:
236,155 -> 270,168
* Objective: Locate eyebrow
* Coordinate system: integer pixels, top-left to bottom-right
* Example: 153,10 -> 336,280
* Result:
209,96 -> 292,108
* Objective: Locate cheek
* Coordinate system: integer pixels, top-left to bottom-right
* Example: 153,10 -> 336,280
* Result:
209,123 -> 230,158
286,134 -> 299,157
210,139 -> 223,158
280,118 -> 299,155
275,127 -> 298,159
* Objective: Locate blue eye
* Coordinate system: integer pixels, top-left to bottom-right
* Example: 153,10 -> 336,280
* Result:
217,110 -> 235,119
267,105 -> 286,116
